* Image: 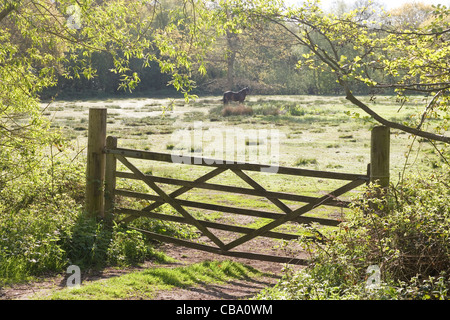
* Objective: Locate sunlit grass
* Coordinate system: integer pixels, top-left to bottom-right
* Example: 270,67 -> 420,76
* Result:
35,261 -> 264,300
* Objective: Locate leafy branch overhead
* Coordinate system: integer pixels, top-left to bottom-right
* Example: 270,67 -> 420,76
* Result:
0,0 -> 207,183
2,0 -> 450,183
220,0 -> 450,143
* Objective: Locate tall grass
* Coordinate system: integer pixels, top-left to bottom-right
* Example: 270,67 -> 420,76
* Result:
222,105 -> 254,116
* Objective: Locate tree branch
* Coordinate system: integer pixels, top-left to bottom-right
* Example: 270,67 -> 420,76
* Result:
0,2 -> 15,23
340,80 -> 450,144
265,10 -> 450,144
417,90 -> 443,130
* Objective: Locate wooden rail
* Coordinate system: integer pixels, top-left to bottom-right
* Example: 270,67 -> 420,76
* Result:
105,147 -> 369,181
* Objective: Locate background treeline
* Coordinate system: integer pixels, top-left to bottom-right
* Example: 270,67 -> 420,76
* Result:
41,0 -> 435,99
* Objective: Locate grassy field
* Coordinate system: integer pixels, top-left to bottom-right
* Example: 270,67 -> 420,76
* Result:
46,94 -> 440,175
43,94 -> 446,238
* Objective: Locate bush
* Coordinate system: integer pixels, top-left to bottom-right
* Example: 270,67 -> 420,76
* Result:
0,146 -> 156,285
256,170 -> 450,300
287,105 -> 307,116
61,215 -> 112,269
0,149 -> 84,284
106,227 -> 150,267
222,105 -> 253,116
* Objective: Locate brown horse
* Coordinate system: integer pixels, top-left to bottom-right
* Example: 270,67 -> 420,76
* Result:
222,87 -> 250,104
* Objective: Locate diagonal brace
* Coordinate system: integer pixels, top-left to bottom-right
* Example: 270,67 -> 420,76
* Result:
231,169 -> 292,214
143,167 -> 226,212
223,179 -> 366,251
115,155 -> 226,250
122,167 -> 226,224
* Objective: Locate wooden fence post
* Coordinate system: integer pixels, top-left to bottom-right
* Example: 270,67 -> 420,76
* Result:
105,136 -> 117,224
85,108 -> 107,218
370,125 -> 390,188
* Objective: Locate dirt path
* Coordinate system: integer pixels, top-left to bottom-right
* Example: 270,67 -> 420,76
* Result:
152,242 -> 306,300
0,241 -> 307,300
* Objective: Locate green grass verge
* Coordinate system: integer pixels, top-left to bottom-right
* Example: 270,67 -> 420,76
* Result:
35,261 -> 264,300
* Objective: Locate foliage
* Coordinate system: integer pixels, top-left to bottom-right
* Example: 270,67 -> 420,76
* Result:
256,169 -> 450,300
0,0 -> 209,285
0,0 -> 207,184
2,0 -> 450,297
27,0 -> 450,111
61,215 -> 111,269
209,0 -> 450,144
0,147 -> 191,285
0,148 -> 83,284
256,265 -> 449,300
106,227 -> 150,267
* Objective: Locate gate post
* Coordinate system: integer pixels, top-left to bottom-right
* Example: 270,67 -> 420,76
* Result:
370,125 -> 390,188
85,108 -> 107,218
105,136 -> 117,224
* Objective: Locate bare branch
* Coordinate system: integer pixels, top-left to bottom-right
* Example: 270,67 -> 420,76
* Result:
417,90 -> 443,130
0,2 -> 15,22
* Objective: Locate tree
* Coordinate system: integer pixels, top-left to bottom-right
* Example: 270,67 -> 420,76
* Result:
196,0 -> 313,94
0,0 -> 206,185
389,2 -> 434,28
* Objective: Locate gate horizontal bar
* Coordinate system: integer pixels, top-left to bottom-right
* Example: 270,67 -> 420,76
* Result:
224,179 -> 367,251
131,227 -> 309,265
115,189 -> 342,226
106,147 -> 369,181
115,171 -> 351,209
116,207 -> 305,240
116,154 -> 226,250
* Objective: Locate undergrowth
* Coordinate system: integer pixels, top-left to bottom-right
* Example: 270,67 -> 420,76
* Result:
256,169 -> 450,300
0,146 -> 195,286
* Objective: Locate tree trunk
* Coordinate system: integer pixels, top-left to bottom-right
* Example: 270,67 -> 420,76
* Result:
226,30 -> 237,90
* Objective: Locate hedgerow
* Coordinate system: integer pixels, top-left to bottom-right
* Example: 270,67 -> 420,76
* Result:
0,146 -> 187,285
256,169 -> 450,300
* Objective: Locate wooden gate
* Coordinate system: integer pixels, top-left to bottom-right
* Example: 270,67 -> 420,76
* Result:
85,108 -> 390,265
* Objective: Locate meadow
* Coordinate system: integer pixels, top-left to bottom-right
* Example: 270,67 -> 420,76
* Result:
47,94 -> 438,176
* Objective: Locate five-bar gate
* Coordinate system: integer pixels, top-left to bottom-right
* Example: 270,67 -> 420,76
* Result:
85,108 -> 390,265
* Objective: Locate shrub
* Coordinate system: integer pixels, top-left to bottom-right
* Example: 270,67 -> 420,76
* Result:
288,105 -> 307,116
61,215 -> 112,269
106,227 -> 150,267
0,150 -> 84,284
0,145 -> 176,285
221,105 -> 253,116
